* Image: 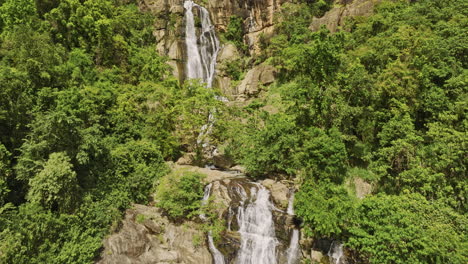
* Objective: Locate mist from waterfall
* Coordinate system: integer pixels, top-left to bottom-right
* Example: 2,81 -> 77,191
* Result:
184,0 -> 220,88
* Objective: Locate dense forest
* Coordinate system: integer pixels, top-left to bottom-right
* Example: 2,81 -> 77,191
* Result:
0,0 -> 466,263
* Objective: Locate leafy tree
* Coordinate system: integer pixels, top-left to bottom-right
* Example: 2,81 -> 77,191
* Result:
241,113 -> 300,177
295,179 -> 355,238
299,127 -> 348,183
348,194 -> 467,264
0,0 -> 37,31
0,144 -> 11,205
27,152 -> 79,212
110,140 -> 168,203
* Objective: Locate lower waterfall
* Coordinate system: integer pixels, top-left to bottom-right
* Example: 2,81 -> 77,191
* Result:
236,184 -> 278,264
201,178 -> 301,264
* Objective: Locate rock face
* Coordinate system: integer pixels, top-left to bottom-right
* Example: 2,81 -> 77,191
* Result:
310,0 -> 382,32
262,179 -> 290,209
140,0 -> 287,96
97,204 -> 212,264
140,0 -> 186,82
206,0 -> 288,54
236,64 -> 277,100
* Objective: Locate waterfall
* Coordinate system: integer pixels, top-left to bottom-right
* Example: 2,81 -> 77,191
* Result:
236,184 -> 278,264
285,192 -> 300,264
184,0 -> 220,88
200,183 -> 226,264
184,0 -> 220,150
208,231 -> 226,264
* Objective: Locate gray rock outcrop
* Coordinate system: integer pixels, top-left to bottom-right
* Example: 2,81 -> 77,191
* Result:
97,204 -> 212,264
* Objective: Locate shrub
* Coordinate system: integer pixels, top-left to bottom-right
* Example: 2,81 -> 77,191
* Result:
155,169 -> 205,220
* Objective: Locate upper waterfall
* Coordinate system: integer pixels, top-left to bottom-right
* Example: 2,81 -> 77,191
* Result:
184,0 -> 220,88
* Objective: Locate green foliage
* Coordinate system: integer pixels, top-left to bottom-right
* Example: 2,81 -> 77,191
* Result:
199,197 -> 226,242
228,1 -> 467,263
27,152 -> 79,213
295,179 -> 356,238
0,144 -> 11,205
240,113 -> 301,177
0,0 -> 37,30
348,194 -> 467,264
224,16 -> 247,53
110,140 -> 168,203
299,127 -> 348,183
0,0 -> 229,261
155,169 -> 206,220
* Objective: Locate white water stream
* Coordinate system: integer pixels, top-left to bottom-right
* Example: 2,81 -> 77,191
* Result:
184,0 -> 220,88
285,193 -> 300,264
236,184 -> 278,264
185,2 -> 299,263
201,183 -> 226,264
184,0 -> 220,148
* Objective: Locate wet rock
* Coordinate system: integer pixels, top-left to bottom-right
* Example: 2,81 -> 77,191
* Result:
216,231 -> 241,261
230,165 -> 246,174
212,148 -> 235,169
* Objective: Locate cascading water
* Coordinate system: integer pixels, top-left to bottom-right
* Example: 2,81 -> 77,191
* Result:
184,0 -> 221,149
185,4 -> 299,262
184,0 -> 220,88
236,184 -> 278,264
285,193 -> 300,264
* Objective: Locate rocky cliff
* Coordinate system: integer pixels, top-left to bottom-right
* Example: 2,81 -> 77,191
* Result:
96,204 -> 213,264
139,0 -> 381,101
139,0 -> 288,99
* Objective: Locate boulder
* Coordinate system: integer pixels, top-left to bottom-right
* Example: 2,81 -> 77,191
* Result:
311,250 -> 324,263
236,64 -> 277,100
230,165 -> 246,174
218,43 -> 241,62
262,179 -> 289,209
310,0 -> 382,32
176,152 -> 197,166
174,164 -> 243,184
351,177 -> 373,199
